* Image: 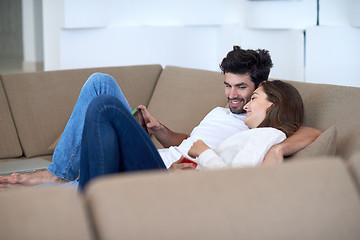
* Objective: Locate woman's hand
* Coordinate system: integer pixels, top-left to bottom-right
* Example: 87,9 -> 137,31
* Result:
188,140 -> 210,158
168,157 -> 197,172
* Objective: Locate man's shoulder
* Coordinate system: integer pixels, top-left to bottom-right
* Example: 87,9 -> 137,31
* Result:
209,106 -> 230,114
200,107 -> 229,122
208,107 -> 247,119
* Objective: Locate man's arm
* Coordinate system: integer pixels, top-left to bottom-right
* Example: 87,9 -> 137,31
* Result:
152,124 -> 189,148
263,126 -> 322,164
138,105 -> 188,148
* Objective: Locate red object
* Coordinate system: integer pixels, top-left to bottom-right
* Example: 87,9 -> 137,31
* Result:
180,156 -> 198,167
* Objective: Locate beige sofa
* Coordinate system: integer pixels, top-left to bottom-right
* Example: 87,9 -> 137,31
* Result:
1,65 -> 360,239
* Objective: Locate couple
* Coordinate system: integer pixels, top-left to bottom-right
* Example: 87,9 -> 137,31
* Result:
1,46 -> 320,190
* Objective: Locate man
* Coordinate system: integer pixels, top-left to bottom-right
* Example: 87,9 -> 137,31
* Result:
0,46 -> 321,185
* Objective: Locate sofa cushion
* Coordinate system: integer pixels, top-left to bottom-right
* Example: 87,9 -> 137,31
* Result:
2,65 -> 162,157
147,66 -> 227,148
283,80 -> 360,159
0,156 -> 51,176
287,125 -> 337,161
348,151 -> 360,191
0,77 -> 22,158
48,133 -> 61,152
0,187 -> 92,239
85,158 -> 360,240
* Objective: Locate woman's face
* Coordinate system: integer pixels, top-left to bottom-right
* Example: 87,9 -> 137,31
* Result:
243,86 -> 273,129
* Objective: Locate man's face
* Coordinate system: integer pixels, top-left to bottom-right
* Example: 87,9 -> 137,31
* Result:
224,72 -> 255,114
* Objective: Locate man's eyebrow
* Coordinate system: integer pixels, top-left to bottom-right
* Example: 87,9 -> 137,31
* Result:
224,81 -> 248,87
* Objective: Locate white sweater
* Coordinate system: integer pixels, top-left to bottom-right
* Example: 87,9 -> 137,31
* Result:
197,127 -> 286,170
158,107 -> 248,168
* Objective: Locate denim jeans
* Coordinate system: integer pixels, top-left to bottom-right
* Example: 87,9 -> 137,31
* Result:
47,73 -> 132,181
79,95 -> 166,190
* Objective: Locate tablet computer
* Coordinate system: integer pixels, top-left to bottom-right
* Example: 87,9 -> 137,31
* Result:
132,107 -> 149,134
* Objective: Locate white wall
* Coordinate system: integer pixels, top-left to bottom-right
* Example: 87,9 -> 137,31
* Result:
60,26 -> 218,71
320,0 -> 357,26
22,0 -> 43,71
49,0 -> 241,72
306,26 -> 360,87
40,0 -> 360,87
349,0 -> 360,26
42,0 -> 64,71
63,0 -> 241,28
244,0 -> 317,29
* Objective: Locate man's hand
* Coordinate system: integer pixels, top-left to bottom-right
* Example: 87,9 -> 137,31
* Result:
137,105 -> 188,148
262,144 -> 284,165
188,140 -> 210,158
262,126 -> 322,165
137,105 -> 162,135
168,157 -> 198,172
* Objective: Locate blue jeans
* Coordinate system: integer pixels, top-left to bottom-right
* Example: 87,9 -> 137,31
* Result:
79,95 -> 166,190
47,73 -> 132,181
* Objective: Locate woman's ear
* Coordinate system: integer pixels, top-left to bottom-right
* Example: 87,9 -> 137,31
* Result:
266,102 -> 275,113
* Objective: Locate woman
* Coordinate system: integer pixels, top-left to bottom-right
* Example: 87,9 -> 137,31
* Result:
79,80 -> 304,190
187,80 -> 304,170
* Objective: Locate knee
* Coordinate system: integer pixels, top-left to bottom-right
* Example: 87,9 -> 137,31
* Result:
83,72 -> 117,91
86,95 -> 126,119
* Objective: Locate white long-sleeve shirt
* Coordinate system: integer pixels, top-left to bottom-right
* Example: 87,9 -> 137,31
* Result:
197,127 -> 286,170
158,107 -> 248,168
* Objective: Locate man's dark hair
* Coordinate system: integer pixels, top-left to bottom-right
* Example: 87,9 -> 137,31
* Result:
220,46 -> 273,88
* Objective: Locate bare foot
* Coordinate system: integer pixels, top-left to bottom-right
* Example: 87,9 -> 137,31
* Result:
0,170 -> 67,186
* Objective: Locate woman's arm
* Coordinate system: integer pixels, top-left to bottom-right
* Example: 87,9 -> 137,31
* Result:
188,140 -> 229,170
190,128 -> 286,170
263,126 -> 322,164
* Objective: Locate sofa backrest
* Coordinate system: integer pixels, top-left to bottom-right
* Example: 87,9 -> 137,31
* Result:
1,65 -> 162,158
348,151 -> 360,190
0,186 -> 92,240
284,80 -> 360,160
147,66 -> 227,148
0,77 -> 22,159
85,157 -> 360,240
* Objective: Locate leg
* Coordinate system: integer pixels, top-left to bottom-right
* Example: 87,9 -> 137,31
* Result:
49,73 -> 132,181
79,95 -> 165,190
0,73 -> 131,185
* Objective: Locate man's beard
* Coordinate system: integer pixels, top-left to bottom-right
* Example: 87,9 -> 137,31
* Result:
228,97 -> 247,114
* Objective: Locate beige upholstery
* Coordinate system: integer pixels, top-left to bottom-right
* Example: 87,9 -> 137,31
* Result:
287,125 -> 337,161
348,151 -> 360,190
1,65 -> 360,240
0,187 -> 92,240
2,65 -> 162,157
147,66 -> 227,148
284,80 -> 360,160
85,158 -> 360,240
0,77 -> 22,158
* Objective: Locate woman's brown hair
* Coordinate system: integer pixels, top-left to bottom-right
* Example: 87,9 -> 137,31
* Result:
258,80 -> 304,137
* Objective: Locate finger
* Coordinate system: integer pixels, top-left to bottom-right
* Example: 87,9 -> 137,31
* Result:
0,176 -> 10,183
180,163 -> 197,169
137,105 -> 146,110
138,105 -> 150,117
8,173 -> 23,184
137,105 -> 149,118
146,121 -> 160,130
